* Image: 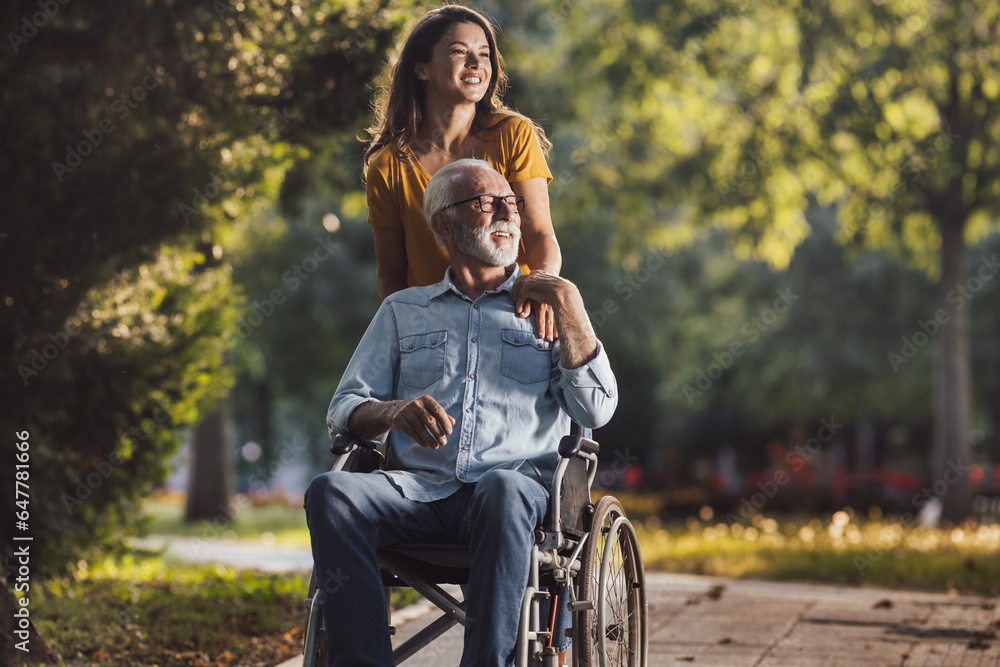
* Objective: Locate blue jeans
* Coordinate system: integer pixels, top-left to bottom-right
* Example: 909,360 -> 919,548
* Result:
305,468 -> 550,667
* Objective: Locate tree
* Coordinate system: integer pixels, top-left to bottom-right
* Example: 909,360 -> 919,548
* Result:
789,0 -> 1000,521
554,211 -> 943,464
0,573 -> 60,663
228,135 -> 383,481
185,400 -> 236,520
504,0 -> 1000,519
0,0 -> 413,658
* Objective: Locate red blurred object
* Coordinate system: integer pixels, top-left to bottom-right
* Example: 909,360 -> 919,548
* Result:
969,464 -> 984,485
765,440 -> 786,461
623,464 -> 644,492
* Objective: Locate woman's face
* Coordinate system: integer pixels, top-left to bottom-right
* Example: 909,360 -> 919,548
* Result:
416,22 -> 492,106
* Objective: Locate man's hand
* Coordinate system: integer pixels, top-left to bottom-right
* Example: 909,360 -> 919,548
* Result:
512,271 -> 598,369
390,395 -> 455,449
516,298 -> 558,342
348,395 -> 455,448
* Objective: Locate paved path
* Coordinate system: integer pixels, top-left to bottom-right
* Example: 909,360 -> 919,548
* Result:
277,572 -> 1000,666
134,537 -> 999,665
130,535 -> 314,572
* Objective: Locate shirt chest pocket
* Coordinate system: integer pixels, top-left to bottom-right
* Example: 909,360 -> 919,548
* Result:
501,329 -> 553,385
399,331 -> 448,389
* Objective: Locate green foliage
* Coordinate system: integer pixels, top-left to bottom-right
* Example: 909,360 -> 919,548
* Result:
32,553 -> 309,665
557,203 -> 1000,467
210,0 -> 422,473
788,0 -> 1000,264
0,0 -> 413,575
517,0 -> 1000,268
31,550 -> 421,665
229,135 -> 383,471
491,0 -> 1000,496
3,243 -> 241,576
665,217 -> 939,425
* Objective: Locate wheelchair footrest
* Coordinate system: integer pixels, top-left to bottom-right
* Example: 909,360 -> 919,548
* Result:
568,600 -> 595,612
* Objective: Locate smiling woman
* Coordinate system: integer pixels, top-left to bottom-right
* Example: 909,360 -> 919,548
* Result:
362,4 -> 562,340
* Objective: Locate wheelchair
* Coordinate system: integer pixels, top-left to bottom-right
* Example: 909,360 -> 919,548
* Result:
302,423 -> 647,666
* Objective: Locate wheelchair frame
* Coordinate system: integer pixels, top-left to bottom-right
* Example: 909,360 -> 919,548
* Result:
302,425 -> 647,667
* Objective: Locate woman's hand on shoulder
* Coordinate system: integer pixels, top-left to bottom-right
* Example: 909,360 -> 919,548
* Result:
516,298 -> 557,342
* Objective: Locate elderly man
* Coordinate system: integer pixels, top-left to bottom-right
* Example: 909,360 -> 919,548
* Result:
305,158 -> 617,667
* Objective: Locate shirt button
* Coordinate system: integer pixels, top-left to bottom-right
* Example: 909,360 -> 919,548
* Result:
466,408 -> 472,413
469,373 -> 475,379
473,304 -> 479,310
462,446 -> 470,451
471,337 -> 477,343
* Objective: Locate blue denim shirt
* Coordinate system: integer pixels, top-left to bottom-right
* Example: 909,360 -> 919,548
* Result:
327,266 -> 618,501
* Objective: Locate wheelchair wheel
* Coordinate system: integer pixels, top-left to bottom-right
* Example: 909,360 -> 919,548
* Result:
303,570 -> 327,667
576,495 -> 647,666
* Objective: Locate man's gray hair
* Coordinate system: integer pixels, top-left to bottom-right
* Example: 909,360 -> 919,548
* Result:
423,158 -> 497,249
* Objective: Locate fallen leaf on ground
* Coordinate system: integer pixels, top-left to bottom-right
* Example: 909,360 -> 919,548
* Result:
968,629 -> 996,650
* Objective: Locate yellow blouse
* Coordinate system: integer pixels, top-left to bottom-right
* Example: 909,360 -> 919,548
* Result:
366,114 -> 553,288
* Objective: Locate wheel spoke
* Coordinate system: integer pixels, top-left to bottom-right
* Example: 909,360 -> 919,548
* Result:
578,497 -> 645,667
603,524 -> 630,665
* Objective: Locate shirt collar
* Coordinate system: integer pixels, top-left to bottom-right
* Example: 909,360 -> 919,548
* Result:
432,264 -> 524,302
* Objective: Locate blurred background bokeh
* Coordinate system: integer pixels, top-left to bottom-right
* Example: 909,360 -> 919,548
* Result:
2,2 -> 999,659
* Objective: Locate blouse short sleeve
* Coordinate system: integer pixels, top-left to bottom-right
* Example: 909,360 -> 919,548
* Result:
364,145 -> 448,287
362,117 -> 553,289
366,149 -> 405,230
493,116 -> 553,185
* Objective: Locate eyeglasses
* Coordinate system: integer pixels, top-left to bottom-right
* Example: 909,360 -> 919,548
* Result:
440,194 -> 526,214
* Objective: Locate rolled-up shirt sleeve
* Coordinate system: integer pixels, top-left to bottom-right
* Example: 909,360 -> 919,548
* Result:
554,341 -> 618,429
326,303 -> 400,441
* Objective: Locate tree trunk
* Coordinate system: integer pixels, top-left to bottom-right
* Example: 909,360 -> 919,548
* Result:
932,219 -> 974,522
0,573 -> 61,666
256,380 -> 273,460
989,356 -> 1000,438
185,398 -> 235,521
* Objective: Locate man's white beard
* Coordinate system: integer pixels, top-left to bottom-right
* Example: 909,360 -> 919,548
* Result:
449,215 -> 521,267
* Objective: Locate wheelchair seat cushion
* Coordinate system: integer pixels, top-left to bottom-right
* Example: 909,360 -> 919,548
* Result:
378,544 -> 471,585
382,544 -> 471,569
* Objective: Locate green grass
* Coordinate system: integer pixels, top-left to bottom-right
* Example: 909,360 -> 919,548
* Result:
32,552 -> 309,666
634,510 -> 1000,595
141,495 -> 311,547
32,551 -> 423,667
30,496 -> 419,665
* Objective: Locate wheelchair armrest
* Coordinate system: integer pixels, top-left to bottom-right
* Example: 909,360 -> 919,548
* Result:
558,434 -> 600,458
329,429 -> 381,456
